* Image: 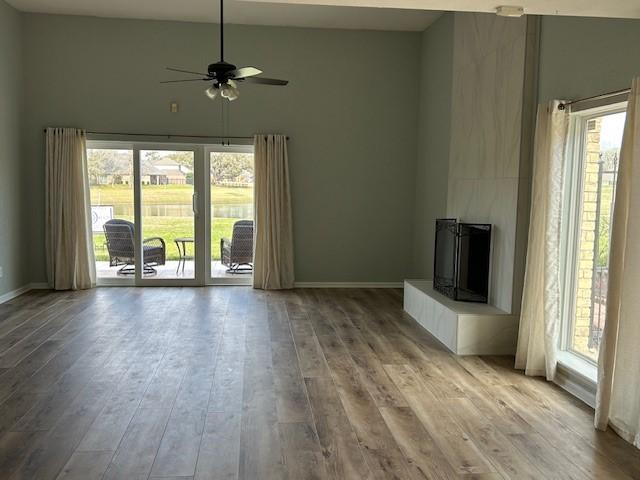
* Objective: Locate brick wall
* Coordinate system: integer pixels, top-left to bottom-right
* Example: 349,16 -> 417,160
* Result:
573,118 -> 601,356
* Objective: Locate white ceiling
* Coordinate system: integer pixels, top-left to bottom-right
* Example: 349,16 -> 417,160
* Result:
6,0 -> 444,31
241,0 -> 640,19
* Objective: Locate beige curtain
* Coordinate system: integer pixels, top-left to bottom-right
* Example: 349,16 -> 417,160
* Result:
515,101 -> 569,380
252,134 -> 294,289
45,128 -> 96,290
595,78 -> 640,448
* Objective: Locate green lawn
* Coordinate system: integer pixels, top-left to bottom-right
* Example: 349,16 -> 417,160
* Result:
91,184 -> 253,205
597,184 -> 614,267
91,184 -> 252,261
93,217 -> 236,261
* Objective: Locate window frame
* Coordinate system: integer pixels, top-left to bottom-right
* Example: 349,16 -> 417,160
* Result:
559,101 -> 627,366
204,144 -> 255,285
87,138 -> 255,287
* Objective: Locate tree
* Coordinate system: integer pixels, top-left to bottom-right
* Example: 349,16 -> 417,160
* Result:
210,152 -> 253,184
87,149 -> 132,185
167,151 -> 195,169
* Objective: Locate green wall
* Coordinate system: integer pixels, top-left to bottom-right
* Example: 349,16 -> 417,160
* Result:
17,11 -> 640,288
0,0 -> 27,297
22,14 -> 420,284
411,13 -> 453,279
410,12 -> 640,289
538,15 -> 640,102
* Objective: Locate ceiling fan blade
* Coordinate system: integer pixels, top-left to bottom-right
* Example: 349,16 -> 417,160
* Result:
160,78 -> 210,83
240,77 -> 289,86
230,66 -> 262,79
166,67 -> 209,76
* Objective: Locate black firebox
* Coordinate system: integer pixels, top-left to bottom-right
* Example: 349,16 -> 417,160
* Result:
433,219 -> 491,303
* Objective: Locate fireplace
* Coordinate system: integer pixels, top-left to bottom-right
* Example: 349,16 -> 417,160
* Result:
434,219 -> 491,303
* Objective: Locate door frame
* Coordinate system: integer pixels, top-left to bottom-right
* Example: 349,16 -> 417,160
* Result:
88,139 -> 136,287
205,143 -> 255,286
89,139 -> 254,287
135,143 -> 206,287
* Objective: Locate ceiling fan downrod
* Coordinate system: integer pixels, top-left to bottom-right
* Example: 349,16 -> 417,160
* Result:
219,0 -> 224,62
161,0 -> 289,102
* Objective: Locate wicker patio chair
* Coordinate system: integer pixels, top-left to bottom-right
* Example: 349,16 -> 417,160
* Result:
103,219 -> 166,275
220,220 -> 254,274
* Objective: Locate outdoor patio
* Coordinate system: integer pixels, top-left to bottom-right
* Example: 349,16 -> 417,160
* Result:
95,260 -> 251,280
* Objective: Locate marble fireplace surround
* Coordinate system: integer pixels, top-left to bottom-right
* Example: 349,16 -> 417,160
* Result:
404,280 -> 519,355
404,13 -> 539,352
446,13 -> 538,315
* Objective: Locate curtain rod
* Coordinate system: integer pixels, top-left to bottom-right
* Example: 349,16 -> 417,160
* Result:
42,130 -> 290,140
558,88 -> 631,110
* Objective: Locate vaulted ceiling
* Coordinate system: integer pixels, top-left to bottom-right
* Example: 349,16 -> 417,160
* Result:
6,0 -> 443,31
8,0 -> 638,33
241,0 -> 640,19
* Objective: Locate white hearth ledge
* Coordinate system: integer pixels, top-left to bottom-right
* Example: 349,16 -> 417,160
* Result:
403,280 -> 519,355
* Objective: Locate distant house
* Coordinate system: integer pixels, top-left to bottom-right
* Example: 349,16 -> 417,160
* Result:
145,158 -> 192,185
91,155 -> 192,185
215,169 -> 254,187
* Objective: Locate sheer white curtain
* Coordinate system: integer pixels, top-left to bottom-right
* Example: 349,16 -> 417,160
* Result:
253,134 -> 295,290
45,128 -> 96,290
595,78 -> 640,448
515,100 -> 569,380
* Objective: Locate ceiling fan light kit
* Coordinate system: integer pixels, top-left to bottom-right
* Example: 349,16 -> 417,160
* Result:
161,0 -> 288,102
205,85 -> 219,100
220,80 -> 239,101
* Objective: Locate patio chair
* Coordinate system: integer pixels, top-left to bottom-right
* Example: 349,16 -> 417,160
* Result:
103,219 -> 166,275
220,220 -> 254,274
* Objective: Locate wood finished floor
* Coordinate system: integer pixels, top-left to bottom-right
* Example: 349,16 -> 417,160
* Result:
0,287 -> 638,480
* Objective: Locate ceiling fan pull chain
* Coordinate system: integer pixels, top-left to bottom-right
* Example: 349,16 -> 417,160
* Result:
220,101 -> 225,146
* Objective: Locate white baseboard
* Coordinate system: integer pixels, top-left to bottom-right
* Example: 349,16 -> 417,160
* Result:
0,285 -> 32,304
0,281 -> 401,301
293,282 -> 403,288
0,282 -> 50,305
554,363 -> 597,409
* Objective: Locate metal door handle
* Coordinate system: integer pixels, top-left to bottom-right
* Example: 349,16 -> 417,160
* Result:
192,192 -> 199,216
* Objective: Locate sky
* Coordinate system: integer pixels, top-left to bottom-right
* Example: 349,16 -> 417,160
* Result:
600,111 -> 626,151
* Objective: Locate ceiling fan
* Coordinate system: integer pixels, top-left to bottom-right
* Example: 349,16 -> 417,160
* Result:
161,0 -> 289,101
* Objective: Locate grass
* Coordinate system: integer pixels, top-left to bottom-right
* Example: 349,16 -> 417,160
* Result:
93,217 -> 236,261
597,184 -> 614,267
91,184 -> 253,206
91,184 -> 251,261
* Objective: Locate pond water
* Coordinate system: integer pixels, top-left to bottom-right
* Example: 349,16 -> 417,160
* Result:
110,203 -> 254,219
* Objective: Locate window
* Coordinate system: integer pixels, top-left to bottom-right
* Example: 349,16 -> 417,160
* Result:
140,149 -> 196,280
209,149 -> 255,280
561,104 -> 626,363
87,140 -> 254,286
88,146 -> 135,279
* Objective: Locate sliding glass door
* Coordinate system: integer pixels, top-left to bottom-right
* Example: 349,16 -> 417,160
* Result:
89,143 -> 138,281
138,148 -> 197,282
207,145 -> 255,285
88,140 -> 252,286
135,145 -> 206,286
